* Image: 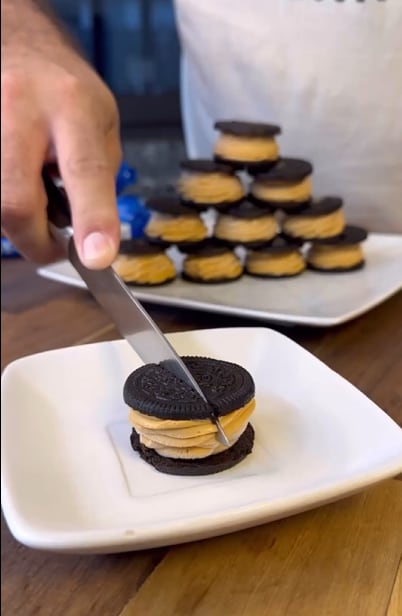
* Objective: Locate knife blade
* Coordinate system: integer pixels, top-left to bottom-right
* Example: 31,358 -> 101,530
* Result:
42,169 -> 229,446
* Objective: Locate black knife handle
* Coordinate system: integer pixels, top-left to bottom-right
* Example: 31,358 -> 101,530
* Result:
42,167 -> 72,229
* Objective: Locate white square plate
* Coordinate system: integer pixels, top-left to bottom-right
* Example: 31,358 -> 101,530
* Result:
2,328 -> 402,554
37,233 -> 402,327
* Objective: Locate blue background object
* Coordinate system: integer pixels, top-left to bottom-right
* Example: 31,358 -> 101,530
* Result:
116,162 -> 150,239
116,161 -> 138,195
118,194 -> 150,239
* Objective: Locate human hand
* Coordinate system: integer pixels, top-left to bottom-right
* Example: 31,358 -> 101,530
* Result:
1,1 -> 122,268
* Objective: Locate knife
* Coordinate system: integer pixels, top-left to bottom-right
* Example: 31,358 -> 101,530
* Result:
42,169 -> 229,446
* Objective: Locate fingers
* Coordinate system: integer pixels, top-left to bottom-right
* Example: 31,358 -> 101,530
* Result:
2,70 -> 123,269
1,76 -> 62,263
53,106 -> 122,270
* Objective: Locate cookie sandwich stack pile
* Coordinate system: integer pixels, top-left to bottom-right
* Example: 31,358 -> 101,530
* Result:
113,119 -> 368,285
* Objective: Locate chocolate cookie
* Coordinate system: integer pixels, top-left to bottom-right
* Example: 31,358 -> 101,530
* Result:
182,271 -> 244,284
118,239 -> 164,256
287,197 -> 343,218
250,158 -> 313,209
306,225 -> 367,272
282,197 -> 346,241
178,239 -> 229,256
114,240 -> 176,286
214,121 -> 282,172
253,158 -> 313,183
245,237 -> 306,279
182,243 -> 244,283
146,195 -> 197,216
249,235 -> 304,254
214,120 -> 281,137
307,261 -> 365,274
180,198 -> 244,212
223,200 -> 275,218
178,159 -> 245,211
249,194 -> 312,213
145,195 -> 208,247
213,200 -> 278,248
310,224 -> 368,245
180,159 -> 235,175
130,423 -> 255,476
124,356 -> 255,420
125,356 -> 256,476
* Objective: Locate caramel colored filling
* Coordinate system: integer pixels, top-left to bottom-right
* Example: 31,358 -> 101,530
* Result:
129,398 -> 255,459
283,209 -> 345,239
246,250 -> 305,276
178,172 -> 245,204
251,176 -> 312,203
214,134 -> 279,162
113,253 -> 176,284
184,252 -> 243,280
214,214 -> 277,243
145,213 -> 208,242
307,244 -> 364,269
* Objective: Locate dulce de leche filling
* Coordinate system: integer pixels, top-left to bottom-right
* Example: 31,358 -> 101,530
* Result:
113,253 -> 176,284
251,176 -> 312,203
178,171 -> 245,204
145,213 -> 208,242
283,209 -> 345,239
184,252 -> 243,280
246,250 -> 305,276
214,214 -> 277,243
308,244 -> 364,269
214,134 -> 279,162
129,398 -> 255,459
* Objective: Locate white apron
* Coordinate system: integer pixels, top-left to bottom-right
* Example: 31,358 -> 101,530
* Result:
174,0 -> 402,232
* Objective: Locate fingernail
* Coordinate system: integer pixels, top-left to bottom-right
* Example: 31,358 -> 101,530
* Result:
82,231 -> 116,268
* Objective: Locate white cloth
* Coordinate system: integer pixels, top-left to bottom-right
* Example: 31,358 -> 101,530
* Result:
174,0 -> 402,232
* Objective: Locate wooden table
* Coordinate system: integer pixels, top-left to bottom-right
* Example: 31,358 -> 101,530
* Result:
1,258 -> 402,616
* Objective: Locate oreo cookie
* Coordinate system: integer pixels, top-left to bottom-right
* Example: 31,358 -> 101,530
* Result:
130,423 -> 255,476
213,121 -> 281,172
125,356 -> 256,475
287,197 -> 343,218
124,356 -> 255,420
118,239 -> 164,256
310,225 -> 368,245
282,197 -> 346,242
306,225 -> 367,273
214,120 -> 281,137
307,261 -> 365,274
246,270 -> 304,279
115,239 -> 176,286
146,195 -> 198,216
180,159 -> 235,175
253,158 -> 313,183
245,236 -> 306,280
223,199 -> 275,218
179,239 -> 232,256
249,235 -> 304,254
180,198 -> 244,212
182,271 -> 244,284
181,241 -> 244,283
125,277 -> 176,287
213,201 -> 277,249
249,194 -> 312,212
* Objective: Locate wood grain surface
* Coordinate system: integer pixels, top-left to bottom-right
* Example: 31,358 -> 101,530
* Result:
2,258 -> 401,616
120,482 -> 402,616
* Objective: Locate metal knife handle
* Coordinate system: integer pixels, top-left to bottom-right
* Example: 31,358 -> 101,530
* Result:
42,168 -> 71,229
43,168 -> 74,251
